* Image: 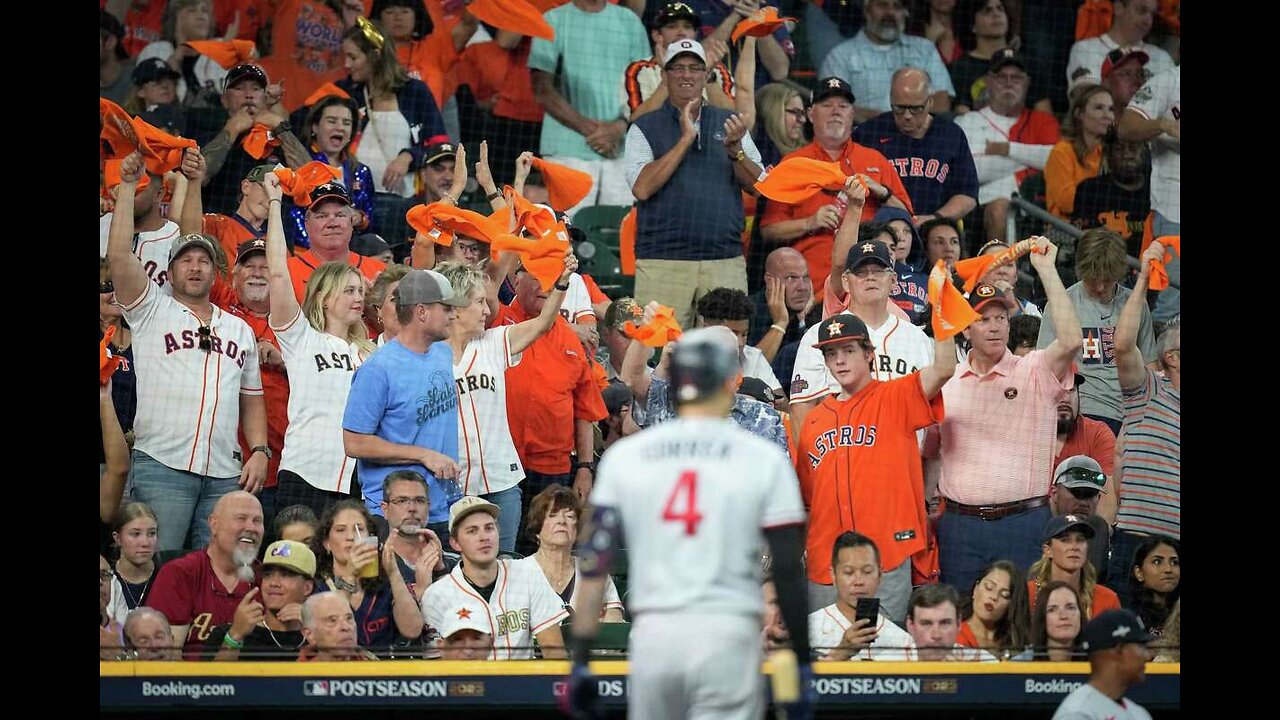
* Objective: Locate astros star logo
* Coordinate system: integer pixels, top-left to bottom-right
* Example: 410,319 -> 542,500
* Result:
827,321 -> 844,337
457,607 -> 472,619
861,243 -> 875,253
828,78 -> 841,88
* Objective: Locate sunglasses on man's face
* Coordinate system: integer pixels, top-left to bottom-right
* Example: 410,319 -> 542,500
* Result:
100,280 -> 115,294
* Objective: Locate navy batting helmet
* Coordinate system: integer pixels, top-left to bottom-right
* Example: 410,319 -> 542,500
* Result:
669,327 -> 740,404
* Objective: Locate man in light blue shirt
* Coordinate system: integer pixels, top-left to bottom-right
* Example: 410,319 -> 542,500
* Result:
529,0 -> 650,215
819,0 -> 955,123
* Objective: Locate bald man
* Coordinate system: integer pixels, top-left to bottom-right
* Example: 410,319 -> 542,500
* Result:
853,67 -> 979,229
750,247 -> 822,362
145,491 -> 265,659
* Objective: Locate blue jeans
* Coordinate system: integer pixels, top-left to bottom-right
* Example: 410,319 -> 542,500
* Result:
1151,211 -> 1180,324
937,504 -> 1052,595
482,485 -> 523,554
127,451 -> 240,552
1106,528 -> 1147,609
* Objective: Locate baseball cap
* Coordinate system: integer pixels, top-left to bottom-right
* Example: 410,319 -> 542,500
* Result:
100,9 -> 125,40
603,297 -> 641,332
811,312 -> 869,349
351,233 -> 392,258
132,57 -> 182,86
439,605 -> 491,639
812,76 -> 856,105
1081,609 -> 1154,654
424,142 -> 456,166
663,38 -> 707,68
737,377 -> 775,404
966,283 -> 1018,313
1053,456 -> 1107,492
1101,47 -> 1150,80
449,496 -> 501,535
989,47 -> 1028,74
669,326 -> 740,403
225,63 -> 269,91
245,164 -> 279,183
1041,514 -> 1096,544
307,182 -> 352,208
262,540 -> 317,579
655,2 -> 698,29
235,238 -> 268,265
601,381 -> 633,416
845,241 -> 894,272
168,234 -> 219,266
394,269 -> 468,307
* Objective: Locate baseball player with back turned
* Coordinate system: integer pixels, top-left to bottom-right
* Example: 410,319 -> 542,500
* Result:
567,327 -> 815,720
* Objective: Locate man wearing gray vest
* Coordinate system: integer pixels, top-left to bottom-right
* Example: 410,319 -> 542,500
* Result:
624,38 -> 764,330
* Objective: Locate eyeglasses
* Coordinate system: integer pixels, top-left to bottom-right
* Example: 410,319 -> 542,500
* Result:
387,496 -> 428,507
849,266 -> 891,278
667,63 -> 707,75
990,72 -> 1028,85
891,103 -> 927,117
197,325 -> 213,353
100,280 -> 115,294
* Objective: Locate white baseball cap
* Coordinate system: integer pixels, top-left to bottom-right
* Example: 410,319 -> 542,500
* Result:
439,605 -> 491,639
663,39 -> 707,69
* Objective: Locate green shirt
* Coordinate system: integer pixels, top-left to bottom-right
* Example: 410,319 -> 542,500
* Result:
528,3 -> 650,160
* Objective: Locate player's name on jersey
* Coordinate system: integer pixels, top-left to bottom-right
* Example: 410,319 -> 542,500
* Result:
639,438 -> 733,462
163,331 -> 249,366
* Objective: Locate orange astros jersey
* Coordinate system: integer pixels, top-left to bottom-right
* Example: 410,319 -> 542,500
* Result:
797,373 -> 943,584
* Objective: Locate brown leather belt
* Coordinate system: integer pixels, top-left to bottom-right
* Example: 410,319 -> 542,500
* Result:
942,496 -> 1049,521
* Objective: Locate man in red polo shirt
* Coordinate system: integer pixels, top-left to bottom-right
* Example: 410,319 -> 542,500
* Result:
287,182 -> 387,303
1053,372 -> 1117,522
759,76 -> 913,291
145,491 -> 265,659
492,263 -> 607,555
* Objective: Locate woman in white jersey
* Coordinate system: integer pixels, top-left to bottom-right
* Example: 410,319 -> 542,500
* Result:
262,173 -> 375,518
517,484 -> 624,620
433,256 -> 576,553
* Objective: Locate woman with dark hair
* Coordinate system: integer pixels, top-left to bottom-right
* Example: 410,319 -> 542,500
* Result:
948,0 -> 1051,115
1014,580 -> 1085,661
135,0 -> 226,108
1128,535 -> 1180,638
956,559 -> 1032,659
515,485 -> 625,621
908,0 -> 962,64
274,504 -> 320,546
1044,84 -> 1114,219
311,500 -> 424,654
286,94 -> 377,248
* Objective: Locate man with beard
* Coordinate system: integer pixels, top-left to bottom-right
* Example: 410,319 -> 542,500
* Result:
381,470 -> 455,604
1053,380 -> 1117,515
933,238 -> 1083,595
819,0 -> 955,123
1071,137 -> 1151,258
298,592 -> 378,661
108,152 -> 269,553
123,607 -> 182,660
211,540 -> 317,660
145,491 -> 265,659
1049,456 -> 1112,581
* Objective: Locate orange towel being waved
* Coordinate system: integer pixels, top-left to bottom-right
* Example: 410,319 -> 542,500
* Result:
100,98 -> 137,158
928,260 -> 981,341
242,123 -> 282,160
754,157 -> 856,204
102,159 -> 152,198
406,203 -> 506,247
304,82 -> 351,107
131,116 -> 199,175
490,231 -> 571,292
466,0 -> 555,42
184,39 -> 257,69
101,326 -> 123,386
1147,235 -> 1180,291
953,237 -> 1045,293
531,157 -> 593,212
272,162 -> 343,207
731,7 -> 796,42
624,305 -> 684,348
505,186 -> 560,238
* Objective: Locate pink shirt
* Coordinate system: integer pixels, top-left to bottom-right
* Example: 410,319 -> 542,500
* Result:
938,349 -> 1071,505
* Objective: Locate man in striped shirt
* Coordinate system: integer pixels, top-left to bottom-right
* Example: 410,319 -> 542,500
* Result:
1108,240 -> 1179,607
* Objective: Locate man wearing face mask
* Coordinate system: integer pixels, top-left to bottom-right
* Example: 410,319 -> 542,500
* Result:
819,0 -> 955,123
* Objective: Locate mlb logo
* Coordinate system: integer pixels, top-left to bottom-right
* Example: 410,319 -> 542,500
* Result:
303,680 -> 329,697
552,681 -> 568,698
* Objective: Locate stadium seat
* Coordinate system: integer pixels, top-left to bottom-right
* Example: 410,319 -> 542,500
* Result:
593,621 -> 631,651
572,205 -> 631,249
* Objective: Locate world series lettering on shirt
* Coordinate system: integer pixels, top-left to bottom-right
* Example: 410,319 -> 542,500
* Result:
163,331 -> 248,367
313,352 -> 355,373
888,157 -> 950,185
417,371 -> 457,425
495,608 -> 531,636
808,425 -> 879,467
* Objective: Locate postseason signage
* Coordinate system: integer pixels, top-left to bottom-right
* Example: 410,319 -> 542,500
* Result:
101,662 -> 1180,710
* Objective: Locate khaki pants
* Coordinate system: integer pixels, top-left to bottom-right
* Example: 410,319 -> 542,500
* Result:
634,257 -> 748,330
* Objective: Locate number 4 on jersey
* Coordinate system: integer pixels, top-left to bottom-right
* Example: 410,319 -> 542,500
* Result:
661,471 -> 704,536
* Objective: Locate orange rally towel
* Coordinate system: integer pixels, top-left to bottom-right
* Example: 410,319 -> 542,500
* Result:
102,159 -> 152,197
731,7 -> 796,42
131,116 -> 199,175
929,260 -> 981,341
953,238 -> 1042,293
505,186 -> 560,238
100,98 -> 138,157
101,326 -> 123,385
1075,0 -> 1113,41
184,40 -> 258,69
624,305 -> 684,347
273,162 -> 343,207
467,0 -> 555,42
242,123 -> 281,160
1148,236 -> 1180,291
406,203 -> 504,247
531,158 -> 593,212
304,82 -> 351,107
490,231 -> 571,292
754,157 -> 849,204
620,207 -> 637,276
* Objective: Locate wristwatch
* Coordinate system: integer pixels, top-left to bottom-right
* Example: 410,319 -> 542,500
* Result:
730,148 -> 746,163
274,120 -> 292,135
574,460 -> 596,474
485,190 -> 502,202
251,445 -> 272,459
554,280 -> 571,291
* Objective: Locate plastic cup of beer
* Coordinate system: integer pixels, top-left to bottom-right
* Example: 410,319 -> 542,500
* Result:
357,535 -> 380,579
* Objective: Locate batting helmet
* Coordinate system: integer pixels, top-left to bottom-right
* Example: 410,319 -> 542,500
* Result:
669,327 -> 740,404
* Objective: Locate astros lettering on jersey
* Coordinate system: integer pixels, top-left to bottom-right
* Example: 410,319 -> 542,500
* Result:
421,559 -> 567,660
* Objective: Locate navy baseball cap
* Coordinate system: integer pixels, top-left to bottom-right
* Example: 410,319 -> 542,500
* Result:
235,238 -> 268,265
989,47 -> 1028,74
845,241 -> 894,272
132,57 -> 182,85
224,63 -> 269,91
966,283 -> 1018,313
1041,514 -> 1096,544
811,313 -> 869,349
1081,609 -> 1154,654
813,76 -> 856,105
424,142 -> 456,166
307,182 -> 352,208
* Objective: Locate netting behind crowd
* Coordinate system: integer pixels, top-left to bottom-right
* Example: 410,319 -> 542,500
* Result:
100,0 -> 1180,665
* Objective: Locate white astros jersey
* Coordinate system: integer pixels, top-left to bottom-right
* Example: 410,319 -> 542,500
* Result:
808,604 -> 912,660
122,282 -> 262,478
512,556 -> 624,618
270,309 -> 366,492
453,327 -> 524,496
421,559 -> 569,660
100,215 -> 179,290
559,273 -> 596,324
790,313 -> 933,404
591,417 -> 807,618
